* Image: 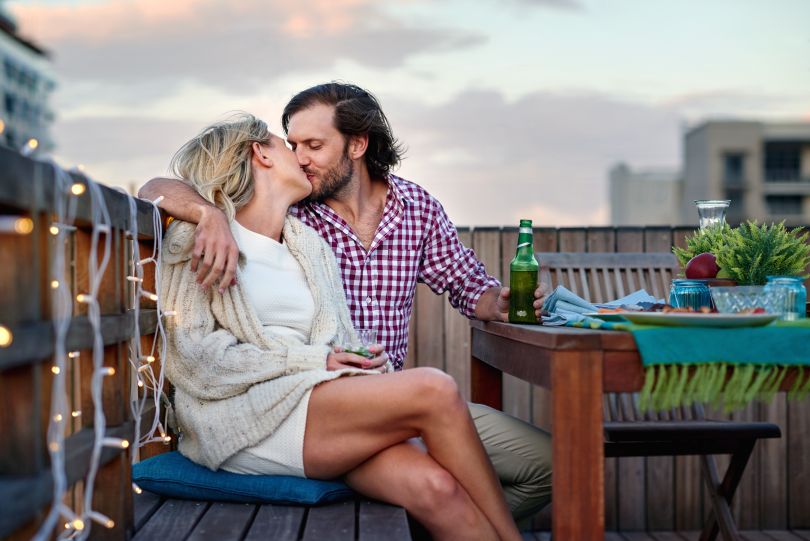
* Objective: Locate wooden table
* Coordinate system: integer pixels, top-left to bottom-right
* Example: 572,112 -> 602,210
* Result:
470,320 -> 654,541
470,320 -> 809,541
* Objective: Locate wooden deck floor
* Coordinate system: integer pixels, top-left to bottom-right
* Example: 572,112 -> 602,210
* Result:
134,491 -> 810,541
133,491 -> 412,541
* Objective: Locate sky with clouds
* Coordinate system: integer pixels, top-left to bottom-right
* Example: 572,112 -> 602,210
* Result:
6,0 -> 810,226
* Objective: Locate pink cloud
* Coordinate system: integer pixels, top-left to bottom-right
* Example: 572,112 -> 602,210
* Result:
11,0 -> 379,44
9,0 -> 484,95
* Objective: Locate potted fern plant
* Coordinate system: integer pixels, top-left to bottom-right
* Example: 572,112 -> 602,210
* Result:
673,221 -> 810,285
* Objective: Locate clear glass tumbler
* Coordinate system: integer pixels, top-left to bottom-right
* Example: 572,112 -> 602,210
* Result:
694,200 -> 731,230
345,329 -> 377,358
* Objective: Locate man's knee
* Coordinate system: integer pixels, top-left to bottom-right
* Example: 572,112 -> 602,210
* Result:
468,402 -> 552,516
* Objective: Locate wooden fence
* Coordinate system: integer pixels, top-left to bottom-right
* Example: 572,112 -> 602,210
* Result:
0,146 -> 159,540
404,225 -> 810,532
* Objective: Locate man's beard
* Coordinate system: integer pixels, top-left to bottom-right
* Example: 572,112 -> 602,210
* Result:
305,153 -> 354,203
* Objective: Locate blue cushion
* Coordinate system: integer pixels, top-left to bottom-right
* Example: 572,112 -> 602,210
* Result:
132,451 -> 354,505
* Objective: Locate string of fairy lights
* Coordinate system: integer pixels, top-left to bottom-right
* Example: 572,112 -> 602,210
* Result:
0,139 -> 168,540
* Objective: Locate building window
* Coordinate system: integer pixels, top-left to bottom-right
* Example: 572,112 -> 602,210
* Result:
764,142 -> 801,182
765,195 -> 803,216
723,152 -> 745,186
4,92 -> 15,115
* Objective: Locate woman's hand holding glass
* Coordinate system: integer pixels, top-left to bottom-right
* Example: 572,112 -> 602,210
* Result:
327,329 -> 388,373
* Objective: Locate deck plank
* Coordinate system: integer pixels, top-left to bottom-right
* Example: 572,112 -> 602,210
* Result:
243,504 -> 305,541
301,500 -> 355,541
743,532 -> 780,541
650,531 -> 690,541
133,490 -> 163,532
762,532 -> 809,541
131,499 -> 209,541
621,532 -> 656,540
186,502 -> 255,541
358,499 -> 410,541
792,531 -> 810,541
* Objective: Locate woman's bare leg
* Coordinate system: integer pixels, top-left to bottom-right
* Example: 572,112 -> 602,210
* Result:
303,367 -> 520,541
345,439 -> 497,541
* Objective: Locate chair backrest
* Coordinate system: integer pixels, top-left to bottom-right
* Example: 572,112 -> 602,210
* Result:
536,251 -> 689,422
536,252 -> 681,304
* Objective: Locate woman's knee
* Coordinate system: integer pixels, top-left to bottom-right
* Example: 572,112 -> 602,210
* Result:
408,466 -> 463,513
407,367 -> 463,410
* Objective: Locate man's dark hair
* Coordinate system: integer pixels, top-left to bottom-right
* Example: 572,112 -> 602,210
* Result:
282,82 -> 404,179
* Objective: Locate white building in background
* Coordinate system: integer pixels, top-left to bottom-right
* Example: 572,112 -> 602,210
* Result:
0,7 -> 55,153
609,163 -> 682,226
610,120 -> 810,226
681,120 -> 810,226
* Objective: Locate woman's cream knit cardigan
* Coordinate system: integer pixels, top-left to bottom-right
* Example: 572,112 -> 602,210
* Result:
160,215 -> 387,471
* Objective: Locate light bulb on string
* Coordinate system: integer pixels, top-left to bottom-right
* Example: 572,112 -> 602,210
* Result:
20,138 -> 38,156
0,216 -> 33,235
0,325 -> 12,347
70,182 -> 86,196
88,511 -> 115,529
141,291 -> 159,302
102,437 -> 129,449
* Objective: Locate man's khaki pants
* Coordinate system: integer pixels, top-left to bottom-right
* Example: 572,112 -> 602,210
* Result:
468,402 -> 552,522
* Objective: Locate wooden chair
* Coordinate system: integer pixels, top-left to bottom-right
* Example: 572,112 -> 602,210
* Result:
536,252 -> 782,541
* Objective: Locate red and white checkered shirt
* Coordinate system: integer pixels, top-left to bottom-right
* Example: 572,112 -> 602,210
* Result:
290,175 -> 500,370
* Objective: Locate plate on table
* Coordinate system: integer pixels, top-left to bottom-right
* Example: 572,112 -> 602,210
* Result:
583,311 -> 635,322
618,312 -> 779,328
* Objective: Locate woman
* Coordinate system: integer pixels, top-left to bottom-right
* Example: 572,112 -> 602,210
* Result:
160,113 -> 520,541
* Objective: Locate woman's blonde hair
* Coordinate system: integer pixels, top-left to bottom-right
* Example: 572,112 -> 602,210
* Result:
170,112 -> 272,221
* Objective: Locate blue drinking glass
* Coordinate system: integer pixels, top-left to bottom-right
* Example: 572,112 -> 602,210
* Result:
764,276 -> 807,320
669,279 -> 714,310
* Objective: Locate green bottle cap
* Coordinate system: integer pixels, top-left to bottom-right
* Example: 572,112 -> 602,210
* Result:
519,219 -> 532,227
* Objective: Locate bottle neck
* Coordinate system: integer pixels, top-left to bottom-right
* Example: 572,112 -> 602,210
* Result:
515,227 -> 534,257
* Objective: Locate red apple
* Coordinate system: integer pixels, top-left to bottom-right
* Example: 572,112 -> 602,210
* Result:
685,252 -> 720,279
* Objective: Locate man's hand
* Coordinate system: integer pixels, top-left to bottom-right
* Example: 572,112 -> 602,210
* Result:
192,206 -> 240,293
494,286 -> 510,322
327,344 -> 388,373
533,281 -> 552,319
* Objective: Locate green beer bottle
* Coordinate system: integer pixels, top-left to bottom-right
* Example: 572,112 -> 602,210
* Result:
508,219 -> 539,324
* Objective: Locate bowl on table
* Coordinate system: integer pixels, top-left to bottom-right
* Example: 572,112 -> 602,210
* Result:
709,286 -> 785,314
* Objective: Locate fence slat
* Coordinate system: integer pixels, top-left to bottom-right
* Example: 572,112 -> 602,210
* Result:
760,394 -> 787,528
789,397 -> 810,528
444,229 -> 472,400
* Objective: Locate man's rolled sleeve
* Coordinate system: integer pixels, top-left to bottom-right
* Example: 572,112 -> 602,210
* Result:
419,201 -> 501,318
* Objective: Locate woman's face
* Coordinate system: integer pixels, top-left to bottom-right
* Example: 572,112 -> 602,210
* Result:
260,133 -> 312,201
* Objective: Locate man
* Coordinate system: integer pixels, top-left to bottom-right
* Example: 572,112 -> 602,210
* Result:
139,82 -> 551,521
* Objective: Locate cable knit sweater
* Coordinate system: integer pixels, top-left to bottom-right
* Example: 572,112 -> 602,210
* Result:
160,215 -> 388,471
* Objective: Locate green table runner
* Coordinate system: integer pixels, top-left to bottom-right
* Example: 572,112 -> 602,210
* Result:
567,317 -> 810,411
631,320 -> 810,411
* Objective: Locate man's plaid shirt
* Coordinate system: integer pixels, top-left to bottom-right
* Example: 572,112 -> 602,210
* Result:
290,175 -> 500,370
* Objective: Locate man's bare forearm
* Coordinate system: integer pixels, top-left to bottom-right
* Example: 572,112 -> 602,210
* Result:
138,177 -> 217,224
